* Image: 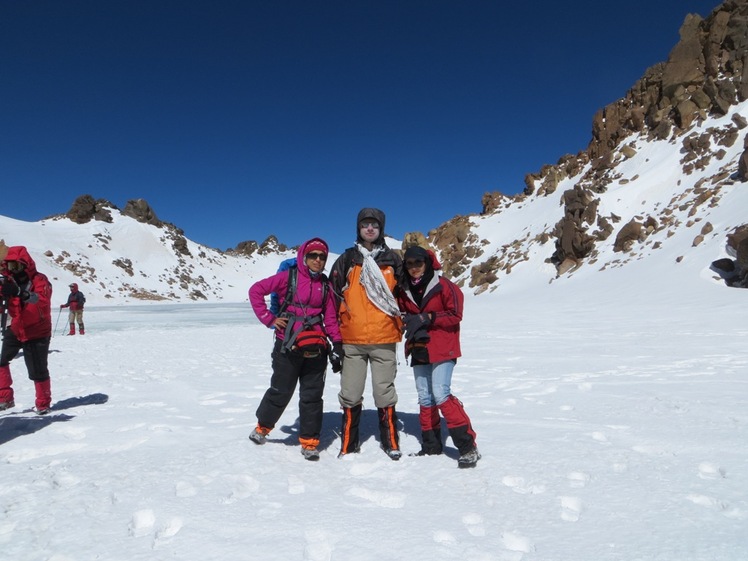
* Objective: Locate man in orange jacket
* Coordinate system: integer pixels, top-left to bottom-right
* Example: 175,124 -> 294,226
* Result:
330,208 -> 403,460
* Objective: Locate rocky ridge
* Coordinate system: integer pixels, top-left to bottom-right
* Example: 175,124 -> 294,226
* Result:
414,0 -> 748,291
11,195 -> 294,302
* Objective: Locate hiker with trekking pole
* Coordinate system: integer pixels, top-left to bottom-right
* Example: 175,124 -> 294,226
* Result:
60,282 -> 86,335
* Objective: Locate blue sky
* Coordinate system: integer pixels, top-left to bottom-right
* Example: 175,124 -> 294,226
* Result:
1,0 -> 719,254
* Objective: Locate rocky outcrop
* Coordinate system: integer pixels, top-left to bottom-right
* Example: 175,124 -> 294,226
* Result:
65,194 -> 117,224
711,223 -> 748,286
401,231 -> 430,252
428,216 -> 484,281
550,185 -> 599,269
227,236 -> 289,257
122,199 -> 163,227
587,3 -> 748,161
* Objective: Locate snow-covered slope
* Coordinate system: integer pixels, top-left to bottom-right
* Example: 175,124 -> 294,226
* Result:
443,101 -> 748,299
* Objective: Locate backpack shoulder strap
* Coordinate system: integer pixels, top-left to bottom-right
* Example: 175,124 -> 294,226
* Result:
278,266 -> 298,316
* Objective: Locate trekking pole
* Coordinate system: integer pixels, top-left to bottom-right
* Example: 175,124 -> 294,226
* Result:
53,307 -> 63,338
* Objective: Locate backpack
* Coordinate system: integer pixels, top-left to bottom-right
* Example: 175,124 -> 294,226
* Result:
269,257 -> 296,315
275,262 -> 330,355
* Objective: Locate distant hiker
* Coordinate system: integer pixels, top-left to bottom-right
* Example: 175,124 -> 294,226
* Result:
395,245 -> 480,468
248,238 -> 343,461
60,282 -> 86,335
329,208 -> 404,460
0,246 -> 54,414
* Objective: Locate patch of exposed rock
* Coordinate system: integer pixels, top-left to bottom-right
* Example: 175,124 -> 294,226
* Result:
427,216 -> 485,283
711,223 -> 748,285
65,194 -> 117,224
122,199 -> 163,227
229,235 -> 290,258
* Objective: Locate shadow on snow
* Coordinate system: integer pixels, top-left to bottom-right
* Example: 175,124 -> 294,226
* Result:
0,392 -> 109,446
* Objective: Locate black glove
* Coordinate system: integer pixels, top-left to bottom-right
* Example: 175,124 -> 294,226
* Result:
329,342 -> 343,373
1,282 -> 20,299
403,313 -> 432,341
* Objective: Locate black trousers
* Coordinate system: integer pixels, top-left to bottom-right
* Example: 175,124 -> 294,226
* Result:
256,339 -> 327,441
0,330 -> 50,381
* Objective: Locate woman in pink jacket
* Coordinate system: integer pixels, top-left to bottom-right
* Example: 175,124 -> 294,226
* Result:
248,238 -> 342,461
396,246 -> 480,468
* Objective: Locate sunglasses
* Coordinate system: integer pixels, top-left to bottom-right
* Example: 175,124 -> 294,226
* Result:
405,259 -> 426,269
305,252 -> 327,261
359,221 -> 380,230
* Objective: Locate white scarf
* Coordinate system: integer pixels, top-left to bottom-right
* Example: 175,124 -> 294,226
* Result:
356,243 -> 401,317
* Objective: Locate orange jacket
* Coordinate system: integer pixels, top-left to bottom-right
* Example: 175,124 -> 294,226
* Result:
331,247 -> 403,345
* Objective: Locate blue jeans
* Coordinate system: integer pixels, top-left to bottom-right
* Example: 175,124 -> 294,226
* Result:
413,360 -> 455,407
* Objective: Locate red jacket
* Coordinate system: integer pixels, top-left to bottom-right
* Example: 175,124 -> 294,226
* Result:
1,246 -> 53,342
396,274 -> 463,364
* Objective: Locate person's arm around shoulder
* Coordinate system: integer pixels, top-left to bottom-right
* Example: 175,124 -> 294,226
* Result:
329,249 -> 353,301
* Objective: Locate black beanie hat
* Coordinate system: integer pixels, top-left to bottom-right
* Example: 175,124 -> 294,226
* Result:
403,246 -> 429,262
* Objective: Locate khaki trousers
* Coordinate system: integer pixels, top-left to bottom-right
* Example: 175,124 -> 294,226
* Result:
338,343 -> 398,409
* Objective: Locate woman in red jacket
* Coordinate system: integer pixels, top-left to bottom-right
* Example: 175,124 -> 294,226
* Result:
0,246 -> 53,414
396,246 -> 480,468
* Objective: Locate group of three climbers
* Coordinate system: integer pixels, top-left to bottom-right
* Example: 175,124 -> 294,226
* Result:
247,207 -> 480,468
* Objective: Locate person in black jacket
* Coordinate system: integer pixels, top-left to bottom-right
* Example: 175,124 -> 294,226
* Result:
60,283 -> 86,335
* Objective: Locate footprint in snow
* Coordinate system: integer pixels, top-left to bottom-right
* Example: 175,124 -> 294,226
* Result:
128,509 -> 156,538
221,474 -> 260,504
303,528 -> 334,561
462,512 -> 486,537
685,494 -> 744,518
591,431 -> 609,443
501,475 -> 546,495
558,495 -> 583,522
501,531 -> 535,553
432,530 -> 457,545
345,486 -> 405,508
567,471 -> 590,488
155,517 -> 183,542
698,462 -> 726,479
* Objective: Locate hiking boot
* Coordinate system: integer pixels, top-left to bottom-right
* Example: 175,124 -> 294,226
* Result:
0,400 -> 15,412
410,448 -> 443,457
457,448 -> 481,469
249,426 -> 270,445
337,444 -> 360,458
301,447 -> 320,461
382,446 -> 402,461
34,406 -> 50,416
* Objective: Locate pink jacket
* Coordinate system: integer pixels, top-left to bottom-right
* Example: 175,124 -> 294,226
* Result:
249,238 -> 342,345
